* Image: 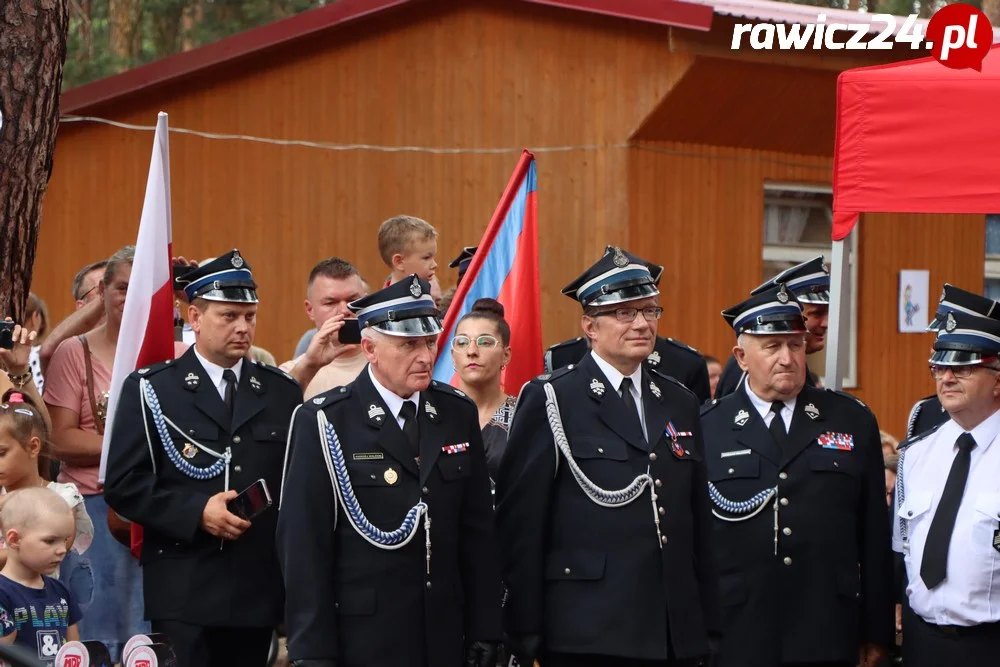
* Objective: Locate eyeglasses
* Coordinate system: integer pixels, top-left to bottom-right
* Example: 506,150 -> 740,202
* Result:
452,334 -> 500,350
592,307 -> 663,323
76,284 -> 98,301
929,364 -> 1000,380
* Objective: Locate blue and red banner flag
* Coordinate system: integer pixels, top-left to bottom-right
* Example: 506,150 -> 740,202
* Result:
432,150 -> 542,395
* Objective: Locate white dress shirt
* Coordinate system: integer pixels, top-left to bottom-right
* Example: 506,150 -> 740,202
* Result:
893,407 -> 1000,625
368,365 -> 419,429
744,381 -> 796,432
590,351 -> 647,441
193,347 -> 243,401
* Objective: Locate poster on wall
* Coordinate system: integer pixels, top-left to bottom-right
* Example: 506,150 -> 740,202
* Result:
899,270 -> 929,333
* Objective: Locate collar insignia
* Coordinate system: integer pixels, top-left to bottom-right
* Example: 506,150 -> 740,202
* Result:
368,403 -> 386,424
735,409 -> 750,427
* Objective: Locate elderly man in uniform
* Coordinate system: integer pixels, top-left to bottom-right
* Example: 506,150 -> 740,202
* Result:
496,247 -> 719,667
893,311 -> 1000,667
543,247 -> 712,403
714,256 -> 829,399
104,250 -> 303,667
277,274 -> 501,667
906,284 -> 1000,438
700,284 -> 893,667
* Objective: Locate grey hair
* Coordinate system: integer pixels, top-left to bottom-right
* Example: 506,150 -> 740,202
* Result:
103,246 -> 136,285
360,327 -> 381,342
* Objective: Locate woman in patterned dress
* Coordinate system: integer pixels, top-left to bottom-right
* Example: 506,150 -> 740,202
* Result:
450,298 -> 514,480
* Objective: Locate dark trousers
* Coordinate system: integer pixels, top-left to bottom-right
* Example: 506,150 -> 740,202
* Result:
541,654 -> 700,667
151,619 -> 272,667
903,606 -> 1000,667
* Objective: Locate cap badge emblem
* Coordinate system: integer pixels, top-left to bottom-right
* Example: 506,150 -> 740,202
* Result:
231,251 -> 244,269
612,247 -> 628,268
777,285 -> 790,304
946,312 -> 957,333
409,276 -> 422,299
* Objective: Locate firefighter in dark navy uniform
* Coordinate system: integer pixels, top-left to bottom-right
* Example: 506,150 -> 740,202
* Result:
906,284 -> 1000,438
277,275 -> 501,667
496,247 -> 719,667
715,257 -> 829,399
104,250 -> 303,667
701,284 -> 893,667
544,247 -> 711,404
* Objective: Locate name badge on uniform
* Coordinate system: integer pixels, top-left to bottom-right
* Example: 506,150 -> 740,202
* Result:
817,432 -> 854,451
442,443 -> 469,455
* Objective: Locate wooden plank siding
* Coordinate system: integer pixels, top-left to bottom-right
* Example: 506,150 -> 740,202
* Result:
628,140 -> 985,436
38,0 -> 692,362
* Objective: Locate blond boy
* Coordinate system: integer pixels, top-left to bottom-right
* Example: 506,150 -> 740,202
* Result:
0,488 -> 81,663
377,215 -> 438,285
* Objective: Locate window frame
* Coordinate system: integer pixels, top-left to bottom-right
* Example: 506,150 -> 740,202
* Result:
763,182 -> 858,389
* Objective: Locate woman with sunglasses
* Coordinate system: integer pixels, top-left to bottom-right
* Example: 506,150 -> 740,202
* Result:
450,298 -> 514,480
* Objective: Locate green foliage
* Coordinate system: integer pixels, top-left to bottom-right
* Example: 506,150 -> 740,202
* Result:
63,0 -> 324,90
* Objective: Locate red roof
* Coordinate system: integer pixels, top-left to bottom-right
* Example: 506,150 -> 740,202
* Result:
60,0 -> 714,113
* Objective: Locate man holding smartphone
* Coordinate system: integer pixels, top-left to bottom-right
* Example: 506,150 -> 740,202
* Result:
104,250 -> 303,667
280,258 -> 370,399
278,274 -> 502,667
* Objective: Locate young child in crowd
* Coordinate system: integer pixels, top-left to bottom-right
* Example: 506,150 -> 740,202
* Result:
0,487 -> 82,664
377,215 -> 439,286
0,391 -> 93,570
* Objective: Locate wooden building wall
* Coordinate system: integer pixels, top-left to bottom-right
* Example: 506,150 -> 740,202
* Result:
629,140 -> 985,436
37,0 -> 693,363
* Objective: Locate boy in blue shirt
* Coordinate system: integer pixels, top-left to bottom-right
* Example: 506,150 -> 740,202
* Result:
0,487 -> 81,664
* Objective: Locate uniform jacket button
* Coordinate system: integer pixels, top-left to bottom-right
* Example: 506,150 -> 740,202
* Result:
782,527 -> 792,536
660,535 -> 668,544
649,453 -> 657,461
422,487 -> 430,494
658,507 -> 665,516
779,472 -> 788,480
654,479 -> 662,488
234,465 -> 242,473
597,448 -> 604,454
783,557 -> 792,566
728,468 -> 735,475
780,498 -> 789,506
232,435 -> 241,444
426,581 -> 432,589
564,568 -> 571,575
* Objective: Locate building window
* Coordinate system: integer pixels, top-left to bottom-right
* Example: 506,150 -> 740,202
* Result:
985,215 -> 1000,301
763,183 -> 858,388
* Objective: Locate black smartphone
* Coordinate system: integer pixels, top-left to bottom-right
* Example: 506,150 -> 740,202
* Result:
338,318 -> 362,345
227,479 -> 272,521
172,264 -> 196,291
0,321 -> 14,350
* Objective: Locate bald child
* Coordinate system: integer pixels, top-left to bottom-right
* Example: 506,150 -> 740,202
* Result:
0,487 -> 81,663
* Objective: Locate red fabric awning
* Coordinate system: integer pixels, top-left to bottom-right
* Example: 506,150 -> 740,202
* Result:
832,44 -> 1000,240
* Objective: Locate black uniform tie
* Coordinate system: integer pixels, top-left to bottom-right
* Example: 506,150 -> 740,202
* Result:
921,432 -> 976,589
222,369 -> 237,416
399,401 -> 419,455
620,377 -> 643,437
769,401 -> 787,449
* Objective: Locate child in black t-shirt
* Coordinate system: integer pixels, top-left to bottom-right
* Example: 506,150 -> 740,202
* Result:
0,487 -> 81,664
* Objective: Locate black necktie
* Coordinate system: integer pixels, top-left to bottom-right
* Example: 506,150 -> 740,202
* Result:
399,401 -> 419,455
222,369 -> 237,416
921,432 -> 976,589
620,378 -> 642,434
769,402 -> 786,449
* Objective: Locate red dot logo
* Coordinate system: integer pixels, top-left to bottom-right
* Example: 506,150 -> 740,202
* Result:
926,3 -> 993,71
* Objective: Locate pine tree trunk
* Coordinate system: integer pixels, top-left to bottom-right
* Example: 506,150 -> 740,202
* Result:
0,0 -> 69,321
108,0 -> 133,64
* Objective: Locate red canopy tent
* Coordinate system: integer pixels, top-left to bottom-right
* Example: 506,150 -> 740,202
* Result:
826,44 -> 1000,388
